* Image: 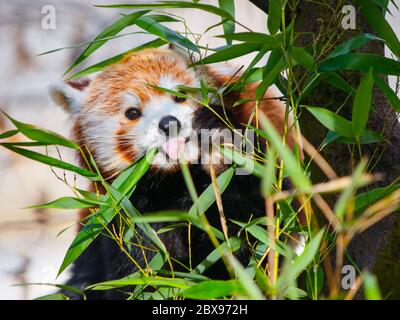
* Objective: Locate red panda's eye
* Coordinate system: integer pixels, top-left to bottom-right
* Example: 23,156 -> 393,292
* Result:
173,95 -> 187,103
125,107 -> 141,120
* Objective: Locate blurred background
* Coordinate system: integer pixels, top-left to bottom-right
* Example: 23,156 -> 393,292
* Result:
0,0 -> 398,299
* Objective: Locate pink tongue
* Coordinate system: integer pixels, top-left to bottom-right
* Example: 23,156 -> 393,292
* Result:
161,137 -> 185,160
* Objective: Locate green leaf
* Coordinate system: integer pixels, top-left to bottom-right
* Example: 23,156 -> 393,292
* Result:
370,0 -> 392,12
354,0 -> 400,57
256,57 -> 284,100
261,148 -> 277,197
318,53 -> 400,75
352,67 -> 374,137
322,72 -> 355,95
134,16 -> 199,53
289,46 -> 316,72
109,172 -> 170,258
144,14 -> 181,23
1,110 -> 78,149
115,148 -> 157,200
306,266 -> 324,299
0,144 -> 97,178
218,0 -> 235,45
220,147 -> 264,178
259,114 -> 312,192
374,74 -> 400,112
227,255 -> 265,299
0,129 -> 19,139
96,2 -> 235,21
232,219 -> 289,256
18,282 -> 85,299
194,237 -> 242,274
64,10 -> 149,75
57,150 -> 157,277
67,38 -> 167,80
306,106 -> 353,137
355,184 -> 400,213
324,129 -> 382,146
216,32 -> 279,46
334,160 -> 367,219
199,43 -> 262,65
0,142 -> 51,147
329,33 -> 383,58
88,276 -> 191,291
268,0 -> 282,35
181,279 -> 243,299
188,166 -> 234,217
35,294 -> 68,300
57,207 -> 116,277
28,197 -> 106,210
276,229 -> 325,292
363,272 -> 382,300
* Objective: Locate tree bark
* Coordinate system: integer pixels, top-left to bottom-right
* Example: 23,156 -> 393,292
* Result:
249,0 -> 400,299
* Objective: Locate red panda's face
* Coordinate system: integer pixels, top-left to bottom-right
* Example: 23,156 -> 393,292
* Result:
51,48 -> 204,176
79,49 -> 203,175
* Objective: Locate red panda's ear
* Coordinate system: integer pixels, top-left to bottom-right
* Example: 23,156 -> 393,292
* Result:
168,43 -> 192,63
49,78 -> 91,114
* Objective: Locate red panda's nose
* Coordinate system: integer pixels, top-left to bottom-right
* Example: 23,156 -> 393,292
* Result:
158,116 -> 181,136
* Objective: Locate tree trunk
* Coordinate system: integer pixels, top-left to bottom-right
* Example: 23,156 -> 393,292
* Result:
250,0 -> 400,299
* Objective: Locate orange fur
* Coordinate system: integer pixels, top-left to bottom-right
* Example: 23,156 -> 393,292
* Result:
84,48 -> 196,114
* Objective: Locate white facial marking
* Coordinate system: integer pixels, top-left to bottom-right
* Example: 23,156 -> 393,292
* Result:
121,92 -> 140,110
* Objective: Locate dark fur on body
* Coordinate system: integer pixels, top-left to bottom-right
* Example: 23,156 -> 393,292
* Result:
64,105 -> 266,300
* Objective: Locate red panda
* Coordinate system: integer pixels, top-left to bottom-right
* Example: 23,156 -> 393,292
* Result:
50,47 -> 303,299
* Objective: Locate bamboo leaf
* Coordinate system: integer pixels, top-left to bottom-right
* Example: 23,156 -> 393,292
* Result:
0,144 -> 98,178
259,114 -> 312,192
57,207 -> 116,277
322,72 -> 355,95
374,74 -> 400,112
318,53 -> 400,75
306,106 -> 353,137
35,294 -> 68,300
134,16 -> 199,53
324,130 -> 382,146
96,2 -> 235,21
268,0 -> 282,35
188,166 -> 234,217
329,33 -> 383,58
0,129 -> 19,139
256,57 -> 284,100
57,150 -> 157,277
352,67 -> 374,137
226,255 -> 265,299
354,0 -> 400,57
261,148 -> 277,197
289,46 -> 316,72
199,43 -> 262,65
334,160 -> 367,219
67,38 -> 167,80
363,272 -> 382,300
276,229 -> 325,292
193,237 -> 242,274
216,32 -> 279,46
218,0 -> 235,45
220,147 -> 264,178
181,279 -> 244,299
64,10 -> 149,75
1,110 -> 78,149
88,276 -> 191,291
354,184 -> 400,213
28,197 -> 106,210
